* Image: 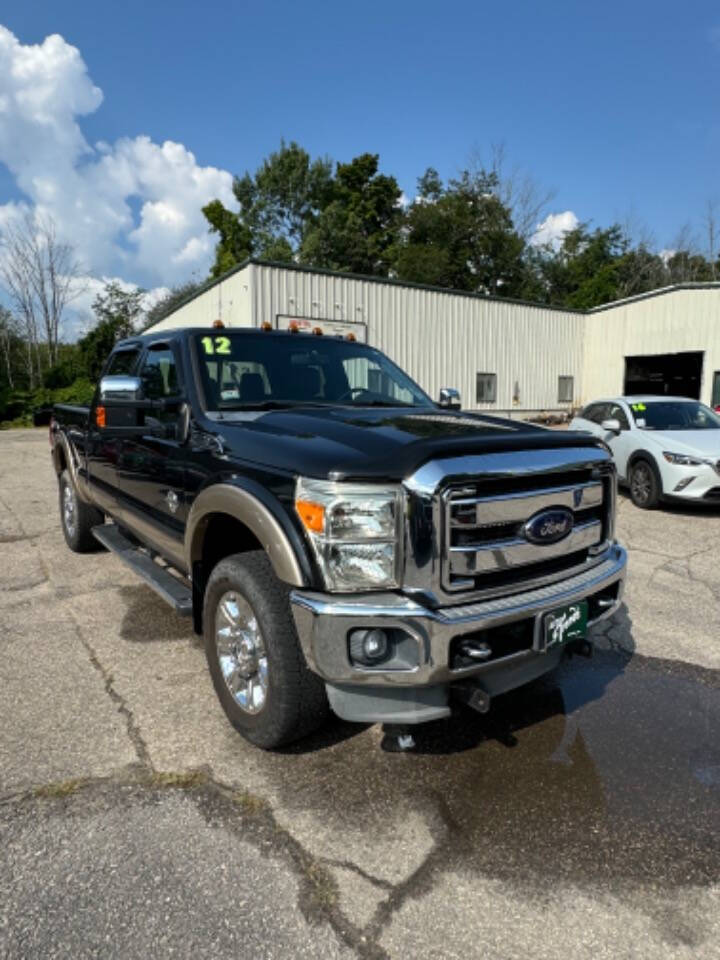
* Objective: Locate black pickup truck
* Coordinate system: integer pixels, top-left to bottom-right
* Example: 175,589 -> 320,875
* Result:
51,326 -> 627,749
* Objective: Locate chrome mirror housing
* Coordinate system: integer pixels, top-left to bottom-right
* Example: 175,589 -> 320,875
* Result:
99,375 -> 143,403
438,387 -> 461,410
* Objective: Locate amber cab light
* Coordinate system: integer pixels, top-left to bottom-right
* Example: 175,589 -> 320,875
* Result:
96,406 -> 106,428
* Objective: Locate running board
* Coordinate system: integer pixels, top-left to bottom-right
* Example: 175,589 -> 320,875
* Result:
92,524 -> 192,616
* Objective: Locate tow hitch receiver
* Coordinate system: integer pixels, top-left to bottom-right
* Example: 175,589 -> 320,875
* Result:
453,682 -> 491,714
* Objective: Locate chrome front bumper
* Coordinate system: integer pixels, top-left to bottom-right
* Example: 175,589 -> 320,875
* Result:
290,544 -> 627,691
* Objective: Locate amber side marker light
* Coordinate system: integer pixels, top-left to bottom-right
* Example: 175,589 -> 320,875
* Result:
346,332 -> 356,341
288,321 -> 300,333
261,321 -> 272,331
295,499 -> 325,534
312,326 -> 323,336
212,319 -> 225,328
96,406 -> 106,428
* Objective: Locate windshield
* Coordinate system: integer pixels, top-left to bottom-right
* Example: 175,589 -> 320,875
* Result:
194,332 -> 433,411
631,400 -> 720,431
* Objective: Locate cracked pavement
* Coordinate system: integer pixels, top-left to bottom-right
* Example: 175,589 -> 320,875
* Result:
0,428 -> 719,959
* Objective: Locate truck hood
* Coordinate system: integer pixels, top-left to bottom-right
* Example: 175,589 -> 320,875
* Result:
212,406 -> 603,480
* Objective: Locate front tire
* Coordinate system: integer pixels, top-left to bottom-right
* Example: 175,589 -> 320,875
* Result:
629,459 -> 661,509
203,551 -> 328,749
59,470 -> 104,552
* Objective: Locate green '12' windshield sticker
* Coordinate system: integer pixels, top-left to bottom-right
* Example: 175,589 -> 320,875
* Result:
631,402 -> 646,411
201,336 -> 231,355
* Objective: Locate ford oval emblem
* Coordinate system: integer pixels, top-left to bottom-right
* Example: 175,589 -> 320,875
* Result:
523,507 -> 574,545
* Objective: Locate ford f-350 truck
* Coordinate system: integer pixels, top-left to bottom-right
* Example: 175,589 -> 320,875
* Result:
51,326 -> 627,749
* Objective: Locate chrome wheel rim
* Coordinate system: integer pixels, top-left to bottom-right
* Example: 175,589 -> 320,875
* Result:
63,483 -> 77,537
631,465 -> 651,503
214,591 -> 268,714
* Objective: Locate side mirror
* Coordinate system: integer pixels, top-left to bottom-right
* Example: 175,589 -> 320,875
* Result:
601,418 -> 621,434
99,375 -> 143,402
439,387 -> 461,410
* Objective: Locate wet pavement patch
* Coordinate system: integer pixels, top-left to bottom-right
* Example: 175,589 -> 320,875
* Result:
266,649 -> 720,896
118,585 -> 194,643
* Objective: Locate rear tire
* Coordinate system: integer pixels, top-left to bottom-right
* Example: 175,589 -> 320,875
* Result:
203,551 -> 328,749
59,470 -> 104,552
629,459 -> 661,509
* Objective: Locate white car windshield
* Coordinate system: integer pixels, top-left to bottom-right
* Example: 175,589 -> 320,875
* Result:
631,401 -> 720,431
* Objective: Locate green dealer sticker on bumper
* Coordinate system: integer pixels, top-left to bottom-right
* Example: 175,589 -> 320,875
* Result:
540,600 -> 588,652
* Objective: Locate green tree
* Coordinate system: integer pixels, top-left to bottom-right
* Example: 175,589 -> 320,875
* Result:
79,282 -> 145,380
392,167 -> 528,295
530,225 -> 628,309
202,199 -> 254,278
202,141 -> 333,278
665,250 -> 715,284
300,153 -> 402,275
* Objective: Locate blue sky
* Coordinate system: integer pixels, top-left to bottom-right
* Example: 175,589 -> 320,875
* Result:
1,0 -> 719,303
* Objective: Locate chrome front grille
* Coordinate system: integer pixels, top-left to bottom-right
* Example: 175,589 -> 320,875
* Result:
443,475 -> 608,595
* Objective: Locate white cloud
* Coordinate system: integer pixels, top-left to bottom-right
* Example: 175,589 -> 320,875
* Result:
61,275 -> 170,340
531,210 -> 579,249
0,26 -> 236,299
658,248 -> 676,265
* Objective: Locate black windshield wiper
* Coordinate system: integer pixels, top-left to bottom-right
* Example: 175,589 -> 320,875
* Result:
218,400 -> 329,412
346,399 -> 418,408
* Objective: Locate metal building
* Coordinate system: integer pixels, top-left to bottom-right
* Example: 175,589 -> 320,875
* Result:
583,285 -> 720,408
146,260 -> 720,412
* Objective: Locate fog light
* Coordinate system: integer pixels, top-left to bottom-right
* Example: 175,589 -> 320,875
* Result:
349,628 -> 390,665
674,476 -> 695,492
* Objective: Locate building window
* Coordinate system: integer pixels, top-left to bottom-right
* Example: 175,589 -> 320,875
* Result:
558,376 -> 574,403
476,372 -> 497,403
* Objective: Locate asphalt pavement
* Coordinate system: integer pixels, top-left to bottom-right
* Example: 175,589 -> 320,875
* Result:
1,428 -> 718,959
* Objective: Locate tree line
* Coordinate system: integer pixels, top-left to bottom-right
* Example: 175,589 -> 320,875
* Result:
0,214 -> 196,426
202,141 -> 720,308
1,140 -> 718,426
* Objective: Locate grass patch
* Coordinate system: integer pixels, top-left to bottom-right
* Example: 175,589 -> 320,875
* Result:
232,789 -> 268,816
306,862 -> 338,910
149,770 -> 209,790
34,778 -> 88,798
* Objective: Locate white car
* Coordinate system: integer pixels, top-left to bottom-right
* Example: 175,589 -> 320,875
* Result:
570,395 -> 720,508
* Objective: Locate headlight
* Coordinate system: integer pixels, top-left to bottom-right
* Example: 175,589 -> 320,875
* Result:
662,451 -> 709,466
295,478 -> 402,591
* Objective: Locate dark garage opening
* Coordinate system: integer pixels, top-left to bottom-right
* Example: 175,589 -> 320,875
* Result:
623,352 -> 704,399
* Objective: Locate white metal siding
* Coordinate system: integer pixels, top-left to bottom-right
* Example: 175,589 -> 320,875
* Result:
582,288 -> 720,405
148,264 -> 720,412
147,265 -> 253,331
251,264 -> 583,412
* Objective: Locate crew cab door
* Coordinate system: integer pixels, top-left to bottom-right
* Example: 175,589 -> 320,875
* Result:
114,341 -> 188,571
87,344 -> 142,515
